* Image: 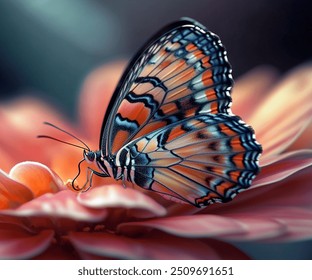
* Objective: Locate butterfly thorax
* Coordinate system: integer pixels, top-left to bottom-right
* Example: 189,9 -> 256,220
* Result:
114,145 -> 154,189
90,145 -> 153,188
83,150 -> 112,178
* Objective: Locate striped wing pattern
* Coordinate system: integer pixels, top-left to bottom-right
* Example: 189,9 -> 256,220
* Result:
99,18 -> 262,207
117,114 -> 261,207
101,18 -> 233,156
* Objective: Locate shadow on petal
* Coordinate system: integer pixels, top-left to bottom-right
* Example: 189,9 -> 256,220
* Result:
253,150 -> 312,187
0,222 -> 54,259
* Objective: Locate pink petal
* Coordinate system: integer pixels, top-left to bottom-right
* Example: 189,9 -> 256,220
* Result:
78,61 -> 126,140
206,167 -> 312,216
124,168 -> 312,242
249,64 -> 312,158
9,162 -> 64,197
220,213 -> 287,241
253,150 -> 312,187
237,167 -> 312,209
69,231 -> 247,259
269,208 -> 312,242
287,120 -> 312,151
118,215 -> 245,238
78,184 -> 167,218
225,208 -> 312,242
204,169 -> 312,242
0,222 -> 53,259
0,97 -> 75,167
119,208 -> 311,243
0,170 -> 34,209
3,190 -> 108,223
0,147 -> 15,173
231,66 -> 279,120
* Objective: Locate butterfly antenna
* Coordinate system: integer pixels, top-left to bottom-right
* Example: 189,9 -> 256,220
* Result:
37,122 -> 90,151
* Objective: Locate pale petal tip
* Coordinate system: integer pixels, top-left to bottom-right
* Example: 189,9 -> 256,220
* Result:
9,161 -> 64,197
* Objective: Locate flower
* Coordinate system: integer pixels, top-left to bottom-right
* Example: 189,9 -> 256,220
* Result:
0,61 -> 311,259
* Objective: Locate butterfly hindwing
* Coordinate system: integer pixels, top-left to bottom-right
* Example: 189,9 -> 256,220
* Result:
116,114 -> 262,207
101,18 -> 233,156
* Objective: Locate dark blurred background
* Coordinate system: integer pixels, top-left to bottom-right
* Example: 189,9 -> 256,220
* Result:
0,0 -> 311,259
0,0 -> 311,115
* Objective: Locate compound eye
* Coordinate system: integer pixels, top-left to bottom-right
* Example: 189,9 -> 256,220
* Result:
84,151 -> 95,162
88,153 -> 95,161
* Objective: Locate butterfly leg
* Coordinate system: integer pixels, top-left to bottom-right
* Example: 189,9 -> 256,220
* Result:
115,173 -> 127,189
81,167 -> 109,192
71,158 -> 108,192
121,175 -> 127,189
79,167 -> 93,192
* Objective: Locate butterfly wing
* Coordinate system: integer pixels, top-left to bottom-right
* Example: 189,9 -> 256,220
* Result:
118,114 -> 262,207
100,18 -> 233,157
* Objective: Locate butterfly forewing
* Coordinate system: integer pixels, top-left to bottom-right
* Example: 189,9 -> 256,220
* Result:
101,18 -> 233,156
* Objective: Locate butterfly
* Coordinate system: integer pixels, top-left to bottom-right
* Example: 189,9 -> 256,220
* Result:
41,17 -> 262,207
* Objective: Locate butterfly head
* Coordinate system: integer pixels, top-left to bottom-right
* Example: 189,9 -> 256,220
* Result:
82,149 -> 112,179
